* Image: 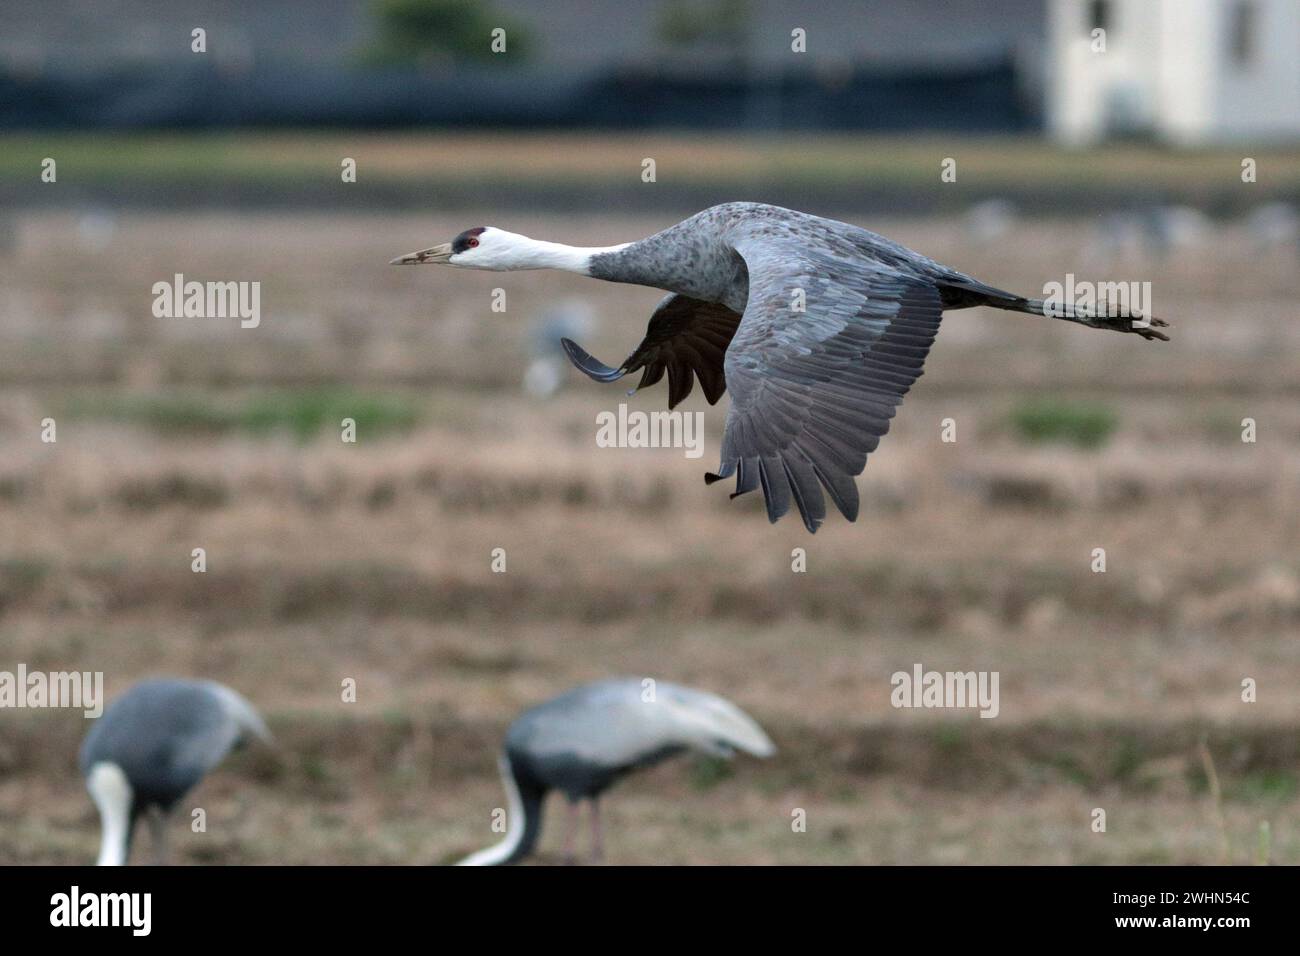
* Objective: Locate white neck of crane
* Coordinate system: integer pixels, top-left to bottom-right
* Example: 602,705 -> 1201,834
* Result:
455,754 -> 529,866
87,762 -> 133,866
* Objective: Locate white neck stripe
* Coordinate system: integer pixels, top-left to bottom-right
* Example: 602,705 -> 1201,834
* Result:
87,762 -> 133,866
455,754 -> 528,866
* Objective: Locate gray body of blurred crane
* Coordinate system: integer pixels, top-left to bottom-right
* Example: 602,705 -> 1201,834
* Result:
394,202 -> 1168,533
79,678 -> 271,865
456,678 -> 775,865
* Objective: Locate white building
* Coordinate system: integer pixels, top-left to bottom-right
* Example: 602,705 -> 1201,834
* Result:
1048,0 -> 1300,144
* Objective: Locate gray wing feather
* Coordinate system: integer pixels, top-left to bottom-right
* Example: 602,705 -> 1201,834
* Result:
712,231 -> 944,532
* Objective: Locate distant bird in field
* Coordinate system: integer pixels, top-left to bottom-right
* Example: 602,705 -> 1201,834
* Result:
456,678 -> 775,865
1245,202 -> 1299,253
75,208 -> 118,253
962,198 -> 1018,243
394,203 -> 1169,532
522,299 -> 597,398
80,678 -> 271,865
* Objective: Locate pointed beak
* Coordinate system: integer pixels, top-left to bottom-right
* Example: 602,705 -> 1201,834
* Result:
390,242 -> 453,265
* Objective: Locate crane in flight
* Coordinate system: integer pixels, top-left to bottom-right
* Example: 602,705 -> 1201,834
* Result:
394,202 -> 1168,532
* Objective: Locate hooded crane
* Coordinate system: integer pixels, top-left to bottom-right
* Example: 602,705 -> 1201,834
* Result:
394,202 -> 1169,532
79,678 -> 271,866
456,678 -> 775,865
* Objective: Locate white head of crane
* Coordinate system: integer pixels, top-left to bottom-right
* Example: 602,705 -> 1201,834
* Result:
391,226 -> 629,274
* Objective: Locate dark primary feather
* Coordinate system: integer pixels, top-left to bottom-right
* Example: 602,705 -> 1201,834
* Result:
561,292 -> 741,409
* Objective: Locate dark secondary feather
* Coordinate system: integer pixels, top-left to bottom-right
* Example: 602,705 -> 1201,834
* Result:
561,293 -> 741,409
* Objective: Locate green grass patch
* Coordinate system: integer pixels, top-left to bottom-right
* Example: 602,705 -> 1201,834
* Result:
1039,751 -> 1094,789
688,755 -> 735,791
1199,407 -> 1255,445
64,389 -> 420,440
0,558 -> 53,608
1229,770 -> 1298,803
1011,400 -> 1119,450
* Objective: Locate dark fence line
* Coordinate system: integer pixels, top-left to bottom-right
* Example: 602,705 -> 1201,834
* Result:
6,179 -> 1286,219
0,58 -> 1037,130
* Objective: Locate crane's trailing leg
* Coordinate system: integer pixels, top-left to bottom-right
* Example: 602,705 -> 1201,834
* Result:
1089,312 -> 1171,341
1031,299 -> 1172,341
561,798 -> 581,865
589,798 -> 605,864
147,805 -> 169,865
949,283 -> 1172,341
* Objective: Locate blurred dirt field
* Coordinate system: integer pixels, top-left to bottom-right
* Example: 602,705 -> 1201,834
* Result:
1,202 -> 1298,864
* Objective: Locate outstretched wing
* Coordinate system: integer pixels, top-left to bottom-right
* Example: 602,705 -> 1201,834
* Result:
561,293 -> 741,409
710,233 -> 944,533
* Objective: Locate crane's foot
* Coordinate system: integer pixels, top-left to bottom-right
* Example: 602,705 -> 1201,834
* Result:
1087,313 -> 1171,341
1133,316 -> 1171,341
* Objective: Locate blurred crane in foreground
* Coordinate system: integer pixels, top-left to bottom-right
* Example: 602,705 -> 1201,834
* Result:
80,678 -> 271,865
456,678 -> 774,865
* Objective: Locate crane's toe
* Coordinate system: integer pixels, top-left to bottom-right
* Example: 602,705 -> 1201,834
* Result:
1136,316 -> 1171,341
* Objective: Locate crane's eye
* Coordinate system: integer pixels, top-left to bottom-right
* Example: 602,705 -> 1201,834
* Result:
468,237 -> 479,248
